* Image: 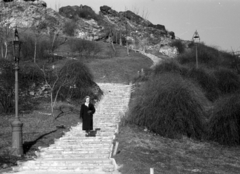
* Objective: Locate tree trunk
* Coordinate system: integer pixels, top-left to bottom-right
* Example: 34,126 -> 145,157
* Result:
126,42 -> 129,56
50,91 -> 54,116
111,37 -> 116,52
119,32 -> 122,46
34,37 -> 37,63
4,41 -> 8,59
1,43 -> 3,58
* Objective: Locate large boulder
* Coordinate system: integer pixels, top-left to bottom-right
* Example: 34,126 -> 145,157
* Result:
59,5 -> 80,19
100,5 -> 118,16
59,5 -> 98,20
0,1 -> 64,31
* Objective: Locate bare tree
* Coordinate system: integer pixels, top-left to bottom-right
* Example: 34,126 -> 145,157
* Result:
0,3 -> 13,59
31,21 -> 47,63
36,61 -> 77,116
124,7 -> 130,55
47,26 -> 67,62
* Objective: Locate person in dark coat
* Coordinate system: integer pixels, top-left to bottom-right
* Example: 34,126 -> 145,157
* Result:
80,96 -> 95,133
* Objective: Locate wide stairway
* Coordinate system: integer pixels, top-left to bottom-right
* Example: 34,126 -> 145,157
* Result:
6,83 -> 132,174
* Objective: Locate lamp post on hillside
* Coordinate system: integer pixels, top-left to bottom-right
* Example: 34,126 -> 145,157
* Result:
11,27 -> 23,156
192,30 -> 200,69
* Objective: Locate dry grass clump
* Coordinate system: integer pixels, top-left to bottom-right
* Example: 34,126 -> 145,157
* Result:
208,94 -> 240,145
68,39 -> 101,57
153,60 -> 188,76
187,67 -> 219,101
178,43 -> 220,68
129,73 -> 207,139
214,68 -> 240,95
55,60 -> 101,102
170,39 -> 185,54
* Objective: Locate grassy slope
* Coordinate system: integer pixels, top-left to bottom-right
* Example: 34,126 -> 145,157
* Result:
88,47 -> 152,83
115,124 -> 240,174
113,47 -> 240,173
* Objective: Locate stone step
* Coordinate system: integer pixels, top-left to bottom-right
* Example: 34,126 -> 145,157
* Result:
8,171 -> 118,174
18,160 -> 114,169
37,153 -> 110,159
17,164 -> 115,172
58,137 -> 115,141
40,146 -> 112,152
42,143 -> 112,149
53,141 -> 113,146
63,133 -> 116,137
39,149 -> 112,155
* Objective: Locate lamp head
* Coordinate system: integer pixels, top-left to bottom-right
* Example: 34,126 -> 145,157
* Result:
192,30 -> 200,42
12,27 -> 22,62
14,28 -> 19,41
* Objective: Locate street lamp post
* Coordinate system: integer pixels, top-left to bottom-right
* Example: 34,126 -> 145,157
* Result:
11,28 -> 23,156
192,30 -> 200,69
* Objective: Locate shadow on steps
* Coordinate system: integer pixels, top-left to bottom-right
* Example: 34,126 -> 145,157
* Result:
23,129 -> 58,154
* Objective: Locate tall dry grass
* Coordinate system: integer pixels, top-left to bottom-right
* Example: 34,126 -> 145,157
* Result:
208,94 -> 240,145
129,73 -> 208,139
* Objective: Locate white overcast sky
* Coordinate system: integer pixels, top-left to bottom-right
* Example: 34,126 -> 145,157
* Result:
45,0 -> 240,51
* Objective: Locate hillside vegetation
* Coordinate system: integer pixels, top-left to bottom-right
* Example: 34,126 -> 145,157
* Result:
128,41 -> 240,146
0,35 -> 152,171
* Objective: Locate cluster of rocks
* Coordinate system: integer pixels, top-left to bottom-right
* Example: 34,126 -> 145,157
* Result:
62,5 -> 177,55
0,0 -> 65,33
0,0 -> 46,7
0,1 -> 178,57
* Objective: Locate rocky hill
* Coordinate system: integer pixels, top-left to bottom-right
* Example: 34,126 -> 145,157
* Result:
0,0 -> 177,56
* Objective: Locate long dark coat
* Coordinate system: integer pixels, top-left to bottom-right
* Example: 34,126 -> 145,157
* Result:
80,103 -> 95,131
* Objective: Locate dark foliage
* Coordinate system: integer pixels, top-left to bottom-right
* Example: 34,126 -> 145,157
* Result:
208,94 -> 240,145
63,20 -> 78,37
220,51 -> 240,73
170,39 -> 185,54
0,59 -> 14,113
21,34 -> 50,61
54,60 -> 101,102
68,39 -> 101,56
177,43 -> 240,71
0,60 -> 43,113
153,60 -> 188,76
187,68 -> 219,101
19,63 -> 45,89
129,73 -> 207,139
177,43 -> 220,68
78,7 -> 99,21
214,68 -> 240,95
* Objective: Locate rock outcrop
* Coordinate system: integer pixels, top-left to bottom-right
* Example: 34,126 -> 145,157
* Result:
0,0 -> 46,7
0,0 -> 64,33
0,2 -> 177,55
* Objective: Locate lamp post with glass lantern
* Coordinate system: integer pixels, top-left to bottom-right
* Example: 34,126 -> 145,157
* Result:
11,28 -> 23,156
192,30 -> 200,69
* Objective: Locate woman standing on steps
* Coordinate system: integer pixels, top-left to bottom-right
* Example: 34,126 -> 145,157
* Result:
80,96 -> 95,134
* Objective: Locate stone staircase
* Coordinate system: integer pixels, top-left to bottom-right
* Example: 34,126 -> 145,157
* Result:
5,83 -> 132,174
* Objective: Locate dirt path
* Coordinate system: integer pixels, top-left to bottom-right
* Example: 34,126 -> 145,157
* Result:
138,51 -> 163,68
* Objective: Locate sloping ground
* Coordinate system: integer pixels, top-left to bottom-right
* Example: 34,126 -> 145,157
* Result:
86,44 -> 153,84
4,83 -> 132,174
112,51 -> 240,174
115,125 -> 240,174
